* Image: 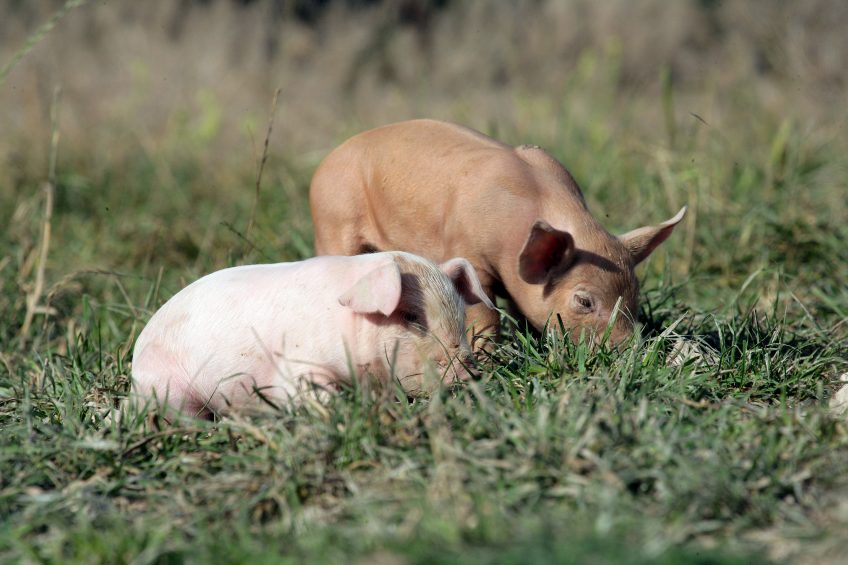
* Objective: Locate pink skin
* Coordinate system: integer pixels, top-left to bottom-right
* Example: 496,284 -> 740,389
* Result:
310,119 -> 686,347
131,252 -> 493,419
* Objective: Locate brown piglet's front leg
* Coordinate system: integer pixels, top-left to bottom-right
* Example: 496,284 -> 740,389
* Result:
466,300 -> 500,354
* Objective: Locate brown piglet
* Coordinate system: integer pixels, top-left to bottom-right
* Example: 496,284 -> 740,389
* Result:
310,119 -> 686,347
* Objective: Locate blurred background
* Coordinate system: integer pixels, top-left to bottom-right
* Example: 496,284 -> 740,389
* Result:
3,0 -> 846,162
1,0 -> 847,346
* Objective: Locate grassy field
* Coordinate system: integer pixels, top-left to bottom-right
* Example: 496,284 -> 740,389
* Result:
2,1 -> 848,563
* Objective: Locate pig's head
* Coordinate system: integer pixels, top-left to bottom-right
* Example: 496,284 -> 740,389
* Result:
516,207 -> 686,345
338,252 -> 494,393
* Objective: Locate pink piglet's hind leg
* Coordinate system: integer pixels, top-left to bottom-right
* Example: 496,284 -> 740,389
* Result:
131,344 -> 213,421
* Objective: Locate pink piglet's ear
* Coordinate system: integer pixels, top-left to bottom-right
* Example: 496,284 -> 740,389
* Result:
338,261 -> 403,316
439,257 -> 495,309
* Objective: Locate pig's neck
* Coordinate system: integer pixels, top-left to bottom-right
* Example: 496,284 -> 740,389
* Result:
494,193 -> 592,274
494,196 -> 616,323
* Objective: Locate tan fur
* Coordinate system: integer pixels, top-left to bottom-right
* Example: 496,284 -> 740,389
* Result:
311,119 -> 685,346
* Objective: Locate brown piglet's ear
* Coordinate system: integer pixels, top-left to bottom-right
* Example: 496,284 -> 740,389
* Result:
518,220 -> 576,284
618,206 -> 687,265
339,261 -> 403,316
439,258 -> 495,309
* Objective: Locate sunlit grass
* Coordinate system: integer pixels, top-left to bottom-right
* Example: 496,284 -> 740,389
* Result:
2,3 -> 848,562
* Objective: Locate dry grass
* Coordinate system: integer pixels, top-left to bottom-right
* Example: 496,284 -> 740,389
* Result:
1,1 -> 846,174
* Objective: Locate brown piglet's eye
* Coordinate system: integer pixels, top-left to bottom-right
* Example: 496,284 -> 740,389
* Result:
573,292 -> 594,311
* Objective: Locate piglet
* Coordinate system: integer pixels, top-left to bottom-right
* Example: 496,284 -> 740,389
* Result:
310,119 -> 686,347
131,251 -> 493,418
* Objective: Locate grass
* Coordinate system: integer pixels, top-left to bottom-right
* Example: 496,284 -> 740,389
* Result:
3,285 -> 846,563
2,2 -> 848,563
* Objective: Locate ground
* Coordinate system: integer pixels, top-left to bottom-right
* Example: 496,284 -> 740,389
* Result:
1,1 -> 848,563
